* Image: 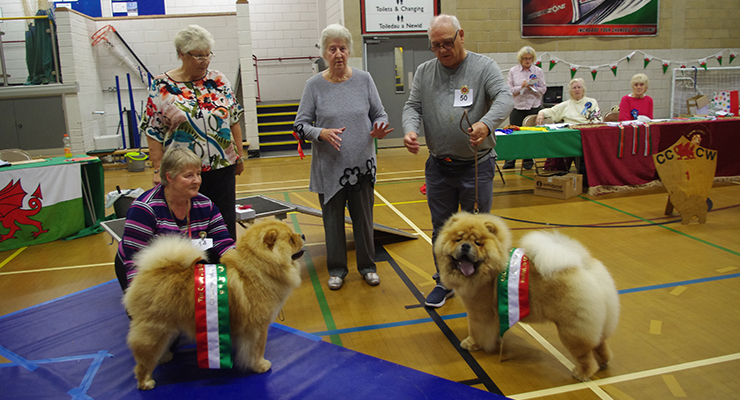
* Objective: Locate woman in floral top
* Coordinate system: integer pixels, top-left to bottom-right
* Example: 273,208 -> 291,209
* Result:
140,25 -> 244,239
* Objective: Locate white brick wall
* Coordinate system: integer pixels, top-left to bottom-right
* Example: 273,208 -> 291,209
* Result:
492,48 -> 730,120
3,0 -> 735,152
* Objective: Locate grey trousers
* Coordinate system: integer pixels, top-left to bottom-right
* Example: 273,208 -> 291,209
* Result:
319,180 -> 376,279
426,156 -> 495,283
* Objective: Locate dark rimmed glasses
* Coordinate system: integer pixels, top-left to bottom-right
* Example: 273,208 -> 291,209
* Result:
429,30 -> 459,53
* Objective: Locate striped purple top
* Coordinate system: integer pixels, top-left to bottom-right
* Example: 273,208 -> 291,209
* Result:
117,184 -> 235,284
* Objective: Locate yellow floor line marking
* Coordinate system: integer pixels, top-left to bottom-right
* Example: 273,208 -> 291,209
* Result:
0,262 -> 113,276
385,247 -> 433,280
377,175 -> 425,183
374,190 -> 431,245
650,320 -> 663,335
601,385 -> 636,400
237,178 -> 308,187
235,171 -> 423,192
510,352 -> 740,399
0,246 -> 26,270
518,323 -> 613,399
289,192 -> 321,211
237,185 -> 306,195
670,286 -> 687,296
376,199 -> 428,207
662,374 -> 687,397
716,266 -> 738,273
377,169 -> 425,176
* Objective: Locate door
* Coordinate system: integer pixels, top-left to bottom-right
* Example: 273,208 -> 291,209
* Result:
365,36 -> 432,148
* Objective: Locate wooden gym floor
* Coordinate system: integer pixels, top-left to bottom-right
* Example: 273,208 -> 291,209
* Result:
1,147 -> 739,399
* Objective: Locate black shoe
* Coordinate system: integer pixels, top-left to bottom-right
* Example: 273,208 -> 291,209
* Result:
425,284 -> 455,308
502,160 -> 516,169
522,159 -> 534,170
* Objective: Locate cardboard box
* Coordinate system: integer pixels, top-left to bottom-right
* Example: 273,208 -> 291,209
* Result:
686,94 -> 710,115
534,173 -> 583,199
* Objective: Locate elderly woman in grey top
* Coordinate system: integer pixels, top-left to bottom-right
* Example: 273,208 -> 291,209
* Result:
294,24 -> 393,291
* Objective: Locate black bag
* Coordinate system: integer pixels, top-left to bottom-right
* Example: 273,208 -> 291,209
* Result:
433,157 -> 475,177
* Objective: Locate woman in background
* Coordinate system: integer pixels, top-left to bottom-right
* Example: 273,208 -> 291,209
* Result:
505,46 -> 546,170
294,24 -> 392,291
536,78 -> 600,125
140,25 -> 244,240
619,73 -> 653,121
536,78 -> 600,183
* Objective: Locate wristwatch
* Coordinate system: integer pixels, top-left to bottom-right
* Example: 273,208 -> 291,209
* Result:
236,156 -> 245,164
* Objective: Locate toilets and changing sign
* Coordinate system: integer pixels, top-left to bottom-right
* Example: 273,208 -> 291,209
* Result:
361,0 -> 438,34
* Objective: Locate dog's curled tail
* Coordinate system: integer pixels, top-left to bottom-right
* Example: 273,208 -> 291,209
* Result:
133,235 -> 206,273
519,231 -> 593,277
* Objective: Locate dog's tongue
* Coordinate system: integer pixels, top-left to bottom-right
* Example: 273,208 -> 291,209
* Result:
458,259 -> 475,277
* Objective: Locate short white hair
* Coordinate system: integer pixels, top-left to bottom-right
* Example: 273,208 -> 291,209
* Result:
516,46 -> 537,64
568,78 -> 586,94
428,14 -> 461,39
174,25 -> 215,57
320,24 -> 352,56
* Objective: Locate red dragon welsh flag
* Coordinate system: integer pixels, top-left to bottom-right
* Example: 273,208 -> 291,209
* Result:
0,163 -> 84,252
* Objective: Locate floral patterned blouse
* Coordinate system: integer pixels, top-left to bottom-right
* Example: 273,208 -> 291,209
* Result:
140,70 -> 244,171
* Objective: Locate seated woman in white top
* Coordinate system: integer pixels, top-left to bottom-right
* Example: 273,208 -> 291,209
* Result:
536,78 -> 601,125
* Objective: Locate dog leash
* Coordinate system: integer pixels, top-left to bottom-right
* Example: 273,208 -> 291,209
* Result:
459,110 -> 479,214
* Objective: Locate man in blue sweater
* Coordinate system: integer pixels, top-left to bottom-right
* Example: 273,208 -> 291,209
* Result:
402,14 -> 513,308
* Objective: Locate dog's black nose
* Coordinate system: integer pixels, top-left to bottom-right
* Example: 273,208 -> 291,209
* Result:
461,243 -> 470,252
301,234 -> 306,241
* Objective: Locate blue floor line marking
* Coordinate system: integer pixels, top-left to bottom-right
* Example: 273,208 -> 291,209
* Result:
312,312 -> 469,336
272,322 -> 322,341
0,279 -> 117,321
618,272 -> 740,294
67,350 -> 109,400
0,345 -> 38,371
311,274 -> 740,337
0,352 -> 108,368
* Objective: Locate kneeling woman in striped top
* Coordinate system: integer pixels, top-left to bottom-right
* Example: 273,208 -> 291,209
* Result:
115,147 -> 235,292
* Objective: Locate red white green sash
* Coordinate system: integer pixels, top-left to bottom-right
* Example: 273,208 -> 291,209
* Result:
195,263 -> 233,369
497,248 -> 531,337
617,122 -> 652,158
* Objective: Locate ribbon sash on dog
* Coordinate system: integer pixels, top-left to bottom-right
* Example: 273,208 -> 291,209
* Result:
195,263 -> 233,369
497,248 -> 531,337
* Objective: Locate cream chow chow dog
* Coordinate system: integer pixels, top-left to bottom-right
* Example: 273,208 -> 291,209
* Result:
435,212 -> 619,381
123,219 -> 305,390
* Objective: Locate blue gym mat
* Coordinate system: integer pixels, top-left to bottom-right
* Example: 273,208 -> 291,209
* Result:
0,281 -> 508,399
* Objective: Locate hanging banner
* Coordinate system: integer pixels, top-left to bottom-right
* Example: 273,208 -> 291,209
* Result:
522,0 -> 659,38
361,0 -> 438,34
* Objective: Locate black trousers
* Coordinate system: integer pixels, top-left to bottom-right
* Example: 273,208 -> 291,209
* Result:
506,107 -> 542,165
200,164 -> 237,240
509,107 -> 541,126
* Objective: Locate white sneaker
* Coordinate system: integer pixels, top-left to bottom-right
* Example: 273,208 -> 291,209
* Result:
328,276 -> 343,290
364,272 -> 380,286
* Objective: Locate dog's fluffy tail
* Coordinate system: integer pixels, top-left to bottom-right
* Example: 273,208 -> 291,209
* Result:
519,231 -> 594,277
133,235 -> 205,273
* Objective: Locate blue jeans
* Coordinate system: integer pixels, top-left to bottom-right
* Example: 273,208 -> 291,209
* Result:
425,155 -> 495,282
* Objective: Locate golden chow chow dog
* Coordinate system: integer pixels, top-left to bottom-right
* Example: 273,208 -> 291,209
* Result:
435,212 -> 619,381
123,219 -> 305,390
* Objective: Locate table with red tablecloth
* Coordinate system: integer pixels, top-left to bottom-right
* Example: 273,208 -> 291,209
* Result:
579,118 -> 740,195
